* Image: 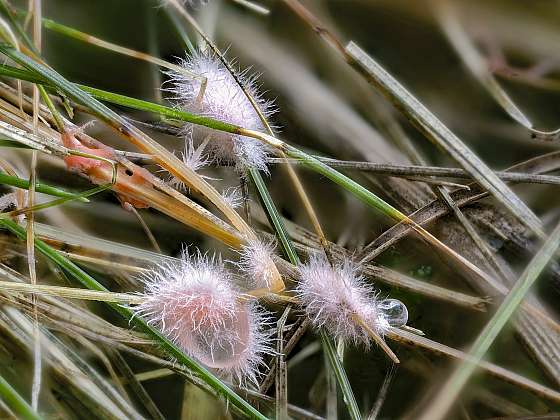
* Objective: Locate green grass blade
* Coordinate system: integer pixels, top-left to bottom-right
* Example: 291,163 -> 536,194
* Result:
344,41 -> 544,238
248,168 -> 299,264
0,374 -> 41,420
247,169 -> 362,420
165,6 -> 196,55
321,331 -> 361,420
0,172 -> 89,202
420,219 -> 560,420
0,1 -> 35,53
0,217 -> 267,420
0,60 -> 239,136
283,145 -> 404,222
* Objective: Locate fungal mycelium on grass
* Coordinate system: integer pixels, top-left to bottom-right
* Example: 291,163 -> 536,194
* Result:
0,0 -> 560,419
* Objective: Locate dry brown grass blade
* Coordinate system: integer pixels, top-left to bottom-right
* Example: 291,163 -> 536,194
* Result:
360,151 -> 560,263
435,0 -> 560,142
0,262 -> 150,344
269,158 -> 560,186
0,280 -> 143,304
365,265 -> 488,311
0,301 -> 143,418
276,306 -> 291,420
419,217 -> 560,420
345,41 -> 544,239
0,95 -> 244,247
109,349 -> 165,420
387,328 -> 560,404
26,0 -> 42,410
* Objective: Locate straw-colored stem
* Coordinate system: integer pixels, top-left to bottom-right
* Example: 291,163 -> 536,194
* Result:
40,16 -> 205,85
0,279 -> 145,304
28,0 -> 41,410
353,314 -> 400,364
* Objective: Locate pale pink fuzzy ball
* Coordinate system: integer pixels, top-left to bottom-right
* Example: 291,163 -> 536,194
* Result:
135,251 -> 273,384
296,255 -> 388,346
236,239 -> 276,289
165,51 -> 275,172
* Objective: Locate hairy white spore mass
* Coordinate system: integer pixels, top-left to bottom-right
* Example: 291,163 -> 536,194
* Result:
166,51 -> 275,172
135,251 -> 273,384
221,186 -> 243,209
296,255 -> 389,346
168,138 -> 211,190
236,239 -> 276,289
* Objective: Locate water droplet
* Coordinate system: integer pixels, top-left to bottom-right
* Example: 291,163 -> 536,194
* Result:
378,299 -> 408,327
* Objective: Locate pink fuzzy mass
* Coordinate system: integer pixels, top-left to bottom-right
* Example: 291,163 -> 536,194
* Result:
296,255 -> 386,346
135,252 -> 272,383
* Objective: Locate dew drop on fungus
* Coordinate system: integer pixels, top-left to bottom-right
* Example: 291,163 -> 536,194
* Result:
378,298 -> 408,328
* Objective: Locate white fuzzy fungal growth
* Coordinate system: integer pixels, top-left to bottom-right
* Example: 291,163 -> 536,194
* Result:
168,138 -> 211,190
221,186 -> 243,209
237,239 -> 276,289
135,251 -> 272,384
182,137 -> 210,173
296,255 -> 389,346
166,51 -> 275,172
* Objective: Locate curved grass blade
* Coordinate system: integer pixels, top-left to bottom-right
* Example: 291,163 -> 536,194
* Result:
420,219 -> 560,420
0,172 -> 88,202
344,41 -> 544,239
435,2 -> 560,142
0,374 -> 40,420
0,217 -> 267,420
